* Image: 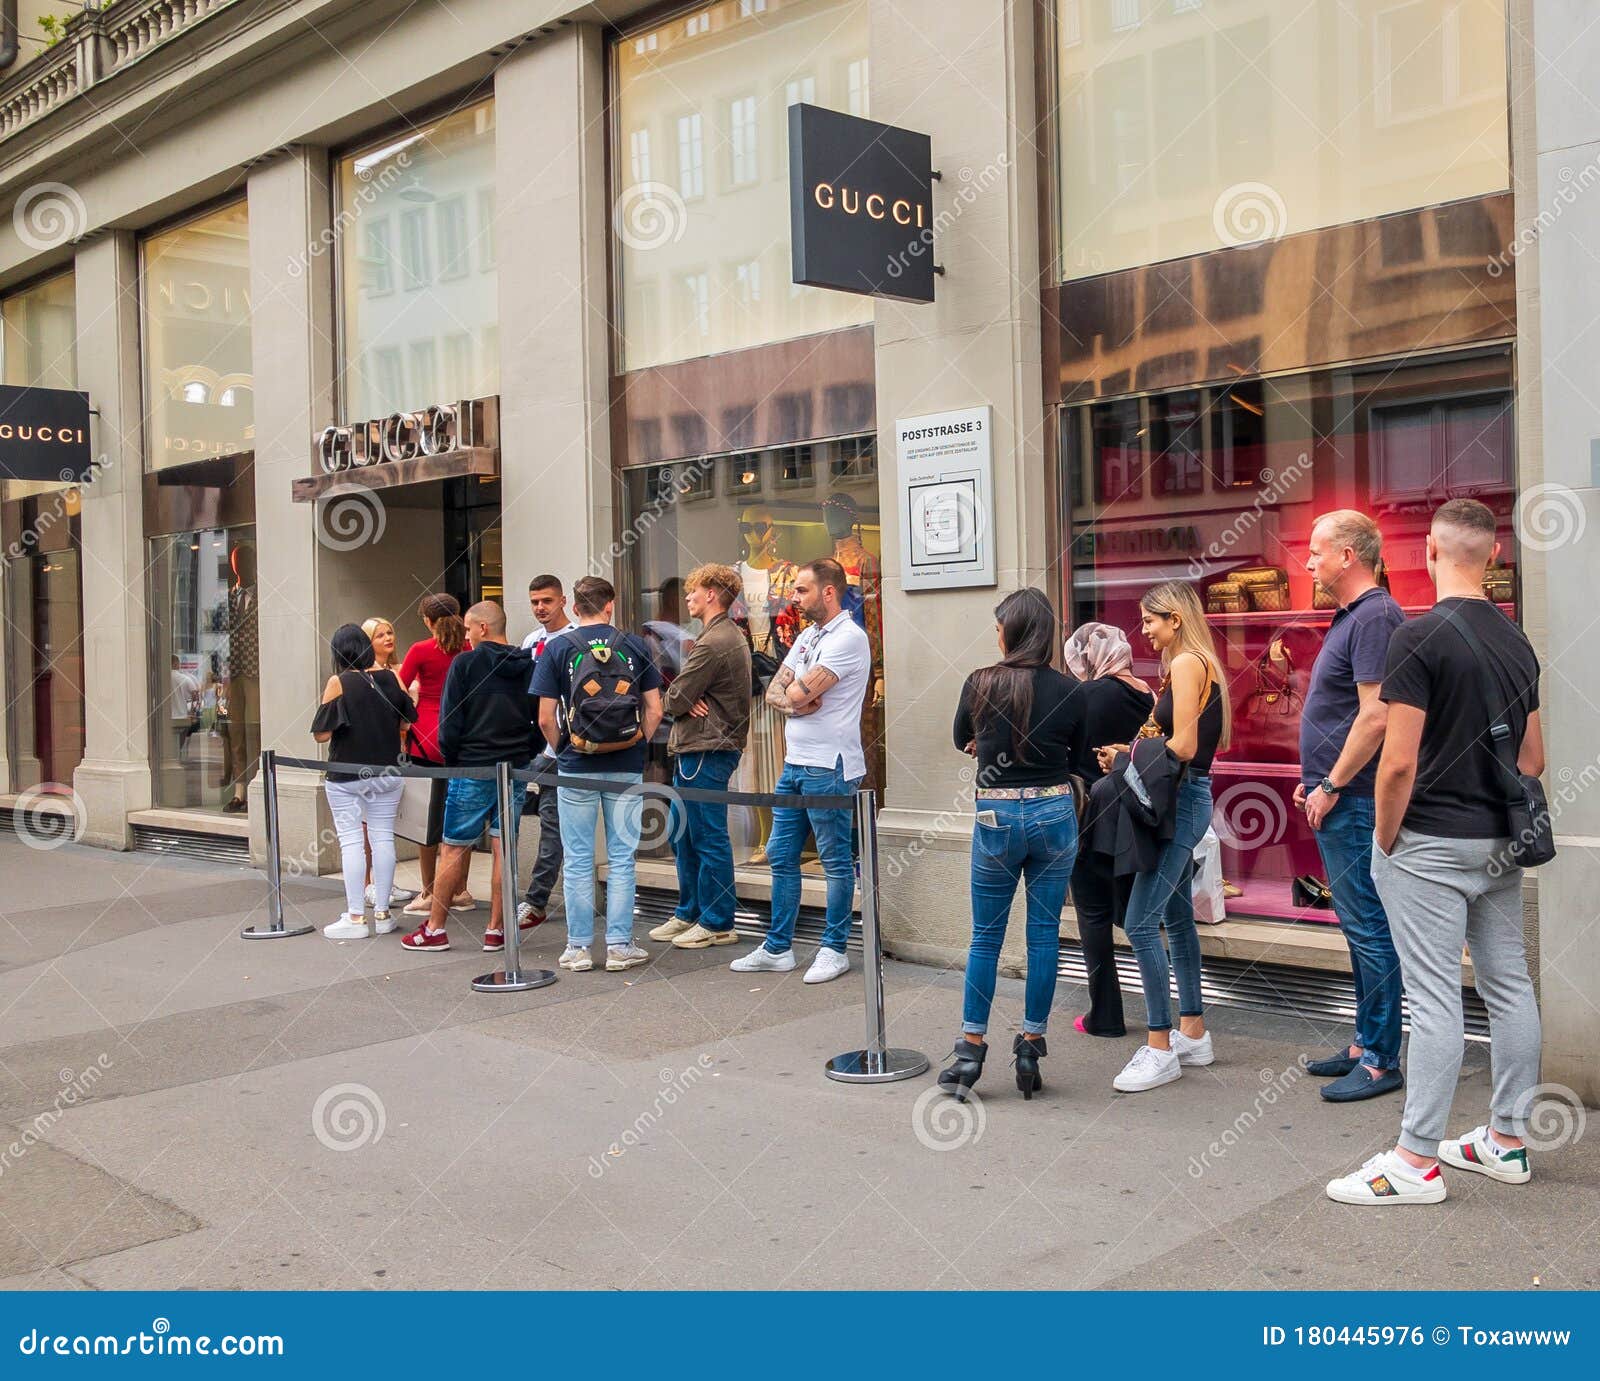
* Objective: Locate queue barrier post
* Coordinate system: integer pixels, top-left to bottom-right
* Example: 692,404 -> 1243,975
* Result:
242,749 -> 314,940
824,788 -> 929,1084
472,760 -> 558,993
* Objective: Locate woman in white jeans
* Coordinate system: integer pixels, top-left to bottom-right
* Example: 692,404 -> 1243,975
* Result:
312,623 -> 418,940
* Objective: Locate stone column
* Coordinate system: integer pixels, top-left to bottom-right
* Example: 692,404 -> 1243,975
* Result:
869,0 -> 1048,970
71,232 -> 152,848
243,148 -> 337,870
493,23 -> 613,631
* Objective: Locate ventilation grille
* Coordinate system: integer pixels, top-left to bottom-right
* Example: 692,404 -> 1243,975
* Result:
132,825 -> 250,865
0,806 -> 80,845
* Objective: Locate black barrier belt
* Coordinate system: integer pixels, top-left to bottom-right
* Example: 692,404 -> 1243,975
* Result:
270,755 -> 854,810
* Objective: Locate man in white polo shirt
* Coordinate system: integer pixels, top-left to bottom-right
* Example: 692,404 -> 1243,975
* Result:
732,557 -> 871,984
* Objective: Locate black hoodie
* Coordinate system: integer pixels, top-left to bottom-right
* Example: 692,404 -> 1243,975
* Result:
437,640 -> 535,766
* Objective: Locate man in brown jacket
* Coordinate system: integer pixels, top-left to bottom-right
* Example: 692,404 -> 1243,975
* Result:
648,563 -> 753,949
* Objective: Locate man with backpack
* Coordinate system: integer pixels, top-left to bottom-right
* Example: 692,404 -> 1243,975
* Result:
532,575 -> 663,972
1326,499 -> 1546,1207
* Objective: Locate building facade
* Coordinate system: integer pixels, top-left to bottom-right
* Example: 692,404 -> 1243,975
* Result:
0,0 -> 1593,1100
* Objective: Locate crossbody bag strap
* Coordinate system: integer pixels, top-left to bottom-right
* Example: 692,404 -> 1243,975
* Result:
1437,604 -> 1524,806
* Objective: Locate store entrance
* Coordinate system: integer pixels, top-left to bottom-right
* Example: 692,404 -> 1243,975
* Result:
1,495 -> 85,794
442,476 -> 502,610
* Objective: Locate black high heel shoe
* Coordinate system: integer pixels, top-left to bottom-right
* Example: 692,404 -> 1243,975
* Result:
1013,1034 -> 1047,1099
937,1038 -> 987,1100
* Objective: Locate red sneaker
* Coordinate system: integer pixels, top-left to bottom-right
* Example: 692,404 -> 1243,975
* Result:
482,929 -> 505,952
401,925 -> 450,953
516,903 -> 546,932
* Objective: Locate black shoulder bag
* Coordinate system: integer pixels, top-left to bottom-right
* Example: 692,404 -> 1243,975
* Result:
1440,606 -> 1554,869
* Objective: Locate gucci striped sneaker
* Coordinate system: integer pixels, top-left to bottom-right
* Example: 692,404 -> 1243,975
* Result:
1326,1150 -> 1446,1205
1438,1126 -> 1532,1184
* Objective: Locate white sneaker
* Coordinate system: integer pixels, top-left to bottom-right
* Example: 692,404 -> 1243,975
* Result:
324,916 -> 370,941
372,911 -> 399,935
1438,1126 -> 1532,1184
1170,1028 -> 1214,1067
803,947 -> 850,984
516,902 -> 538,928
730,946 -> 796,973
1113,1043 -> 1182,1092
1326,1150 -> 1446,1205
606,943 -> 650,972
389,885 -> 417,904
559,946 -> 593,971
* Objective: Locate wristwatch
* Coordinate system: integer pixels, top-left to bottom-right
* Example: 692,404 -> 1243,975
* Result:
1317,776 -> 1341,796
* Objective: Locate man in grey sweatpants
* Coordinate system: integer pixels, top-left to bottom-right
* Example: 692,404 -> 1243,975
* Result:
1326,499 -> 1545,1207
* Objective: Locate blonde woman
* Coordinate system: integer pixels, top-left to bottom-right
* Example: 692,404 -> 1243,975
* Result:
363,617 -> 402,672
1101,581 -> 1230,1093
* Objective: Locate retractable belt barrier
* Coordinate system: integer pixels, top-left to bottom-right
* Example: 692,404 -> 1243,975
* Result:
246,749 -> 927,1085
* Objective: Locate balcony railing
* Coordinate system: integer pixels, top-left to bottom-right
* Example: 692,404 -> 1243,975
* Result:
0,0 -> 245,146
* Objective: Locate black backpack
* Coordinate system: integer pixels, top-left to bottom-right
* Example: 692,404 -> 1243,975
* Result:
561,633 -> 646,754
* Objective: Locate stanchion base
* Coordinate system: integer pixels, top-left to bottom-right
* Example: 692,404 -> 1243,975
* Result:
240,923 -> 315,940
824,1047 -> 930,1084
471,968 -> 558,993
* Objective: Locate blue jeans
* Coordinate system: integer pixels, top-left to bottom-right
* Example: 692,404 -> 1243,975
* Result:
1124,776 -> 1211,1031
672,750 -> 741,932
765,758 -> 860,954
558,772 -> 643,949
1314,794 -> 1403,1070
962,793 -> 1078,1036
441,775 -> 527,846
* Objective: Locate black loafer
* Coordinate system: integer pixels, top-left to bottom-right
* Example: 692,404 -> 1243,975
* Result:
1305,1049 -> 1360,1078
1320,1065 -> 1404,1102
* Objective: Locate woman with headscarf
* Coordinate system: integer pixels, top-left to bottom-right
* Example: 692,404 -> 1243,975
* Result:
1063,621 -> 1157,1039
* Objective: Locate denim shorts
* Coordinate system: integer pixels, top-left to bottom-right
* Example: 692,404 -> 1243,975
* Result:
441,775 -> 526,846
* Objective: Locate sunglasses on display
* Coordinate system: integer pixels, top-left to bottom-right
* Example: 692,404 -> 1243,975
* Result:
739,521 -> 773,535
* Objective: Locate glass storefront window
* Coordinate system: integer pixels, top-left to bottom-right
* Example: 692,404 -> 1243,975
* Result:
1055,0 -> 1510,281
2,272 -> 84,794
147,526 -> 261,813
337,100 -> 499,419
613,0 -> 872,371
620,435 -> 885,858
1062,346 -> 1516,922
142,202 -> 255,468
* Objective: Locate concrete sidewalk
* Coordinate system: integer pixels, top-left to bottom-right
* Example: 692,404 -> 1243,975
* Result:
0,835 -> 1593,1291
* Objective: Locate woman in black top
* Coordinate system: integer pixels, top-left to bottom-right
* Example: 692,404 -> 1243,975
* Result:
1104,581 -> 1229,1094
1063,622 -> 1157,1038
311,623 -> 417,942
941,588 -> 1089,1101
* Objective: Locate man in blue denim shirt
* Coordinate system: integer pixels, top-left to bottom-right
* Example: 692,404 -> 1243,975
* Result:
732,558 -> 871,985
1295,510 -> 1406,1102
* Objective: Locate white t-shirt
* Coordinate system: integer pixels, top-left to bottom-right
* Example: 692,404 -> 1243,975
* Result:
781,610 -> 871,780
522,622 -> 572,758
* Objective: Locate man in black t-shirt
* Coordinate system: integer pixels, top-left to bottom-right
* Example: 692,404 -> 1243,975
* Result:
1327,500 -> 1545,1209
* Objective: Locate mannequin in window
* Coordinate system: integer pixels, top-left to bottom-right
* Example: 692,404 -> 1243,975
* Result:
220,540 -> 260,814
734,505 -> 798,864
822,492 -> 886,793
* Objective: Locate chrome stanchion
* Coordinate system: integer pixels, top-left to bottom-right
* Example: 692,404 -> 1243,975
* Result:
473,761 -> 557,993
242,749 -> 313,939
825,788 -> 929,1083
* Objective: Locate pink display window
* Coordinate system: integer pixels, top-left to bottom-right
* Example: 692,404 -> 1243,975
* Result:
1060,347 -> 1518,924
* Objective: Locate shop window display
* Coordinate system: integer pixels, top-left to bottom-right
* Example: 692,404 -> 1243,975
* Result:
1061,347 -> 1516,923
622,437 -> 885,865
147,527 -> 261,814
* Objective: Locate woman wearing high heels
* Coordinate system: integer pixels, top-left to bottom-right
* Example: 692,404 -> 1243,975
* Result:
1063,622 -> 1156,1039
1105,581 -> 1229,1093
941,588 -> 1089,1101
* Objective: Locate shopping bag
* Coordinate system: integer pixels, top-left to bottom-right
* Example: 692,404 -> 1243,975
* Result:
1191,826 -> 1226,925
394,776 -> 433,844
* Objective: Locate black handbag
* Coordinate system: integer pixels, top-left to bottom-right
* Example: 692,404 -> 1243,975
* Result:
1440,606 -> 1555,870
748,628 -> 781,697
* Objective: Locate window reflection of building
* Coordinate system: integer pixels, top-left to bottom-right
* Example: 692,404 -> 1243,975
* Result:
1057,1 -> 1511,281
337,99 -> 498,420
613,0 -> 871,371
142,201 -> 255,468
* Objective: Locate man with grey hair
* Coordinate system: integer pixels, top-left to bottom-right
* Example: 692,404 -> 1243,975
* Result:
1295,509 -> 1406,1102
402,599 -> 535,954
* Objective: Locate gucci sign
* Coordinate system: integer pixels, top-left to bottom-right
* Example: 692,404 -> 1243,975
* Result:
314,395 -> 499,474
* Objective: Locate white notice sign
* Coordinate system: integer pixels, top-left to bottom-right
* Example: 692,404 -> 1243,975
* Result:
895,405 -> 995,591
